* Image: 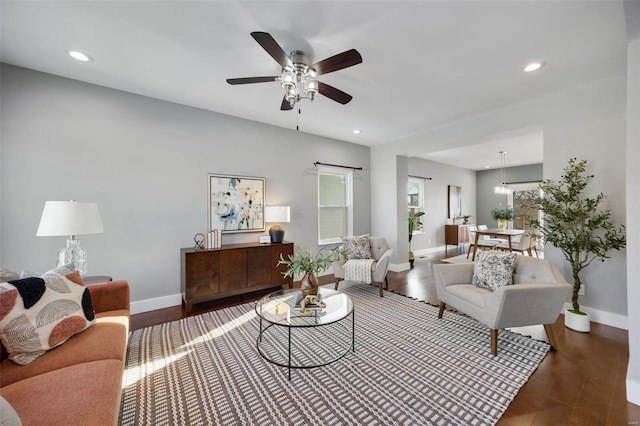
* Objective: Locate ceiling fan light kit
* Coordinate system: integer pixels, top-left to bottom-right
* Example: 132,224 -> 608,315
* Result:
227,32 -> 362,111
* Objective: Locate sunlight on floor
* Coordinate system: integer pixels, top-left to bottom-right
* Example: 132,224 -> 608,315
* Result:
122,349 -> 192,388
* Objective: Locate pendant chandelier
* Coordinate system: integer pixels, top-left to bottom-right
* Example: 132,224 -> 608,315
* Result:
494,151 -> 511,195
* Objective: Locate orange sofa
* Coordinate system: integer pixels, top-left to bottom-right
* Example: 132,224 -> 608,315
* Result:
0,280 -> 130,426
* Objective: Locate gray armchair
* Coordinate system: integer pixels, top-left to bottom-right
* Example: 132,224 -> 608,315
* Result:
433,255 -> 571,355
333,237 -> 392,297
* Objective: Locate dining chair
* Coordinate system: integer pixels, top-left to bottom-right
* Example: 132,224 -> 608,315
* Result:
496,230 -> 534,255
477,224 -> 508,244
466,225 -> 500,258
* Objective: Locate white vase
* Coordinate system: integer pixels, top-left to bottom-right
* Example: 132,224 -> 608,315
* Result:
497,219 -> 507,231
564,308 -> 590,332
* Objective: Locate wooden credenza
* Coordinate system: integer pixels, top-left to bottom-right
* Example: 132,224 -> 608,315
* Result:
180,241 -> 293,313
445,224 -> 472,254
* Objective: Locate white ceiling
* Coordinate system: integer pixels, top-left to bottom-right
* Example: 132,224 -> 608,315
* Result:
0,1 -> 628,170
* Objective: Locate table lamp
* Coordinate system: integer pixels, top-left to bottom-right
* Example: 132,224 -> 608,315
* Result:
264,206 -> 290,243
36,200 -> 104,276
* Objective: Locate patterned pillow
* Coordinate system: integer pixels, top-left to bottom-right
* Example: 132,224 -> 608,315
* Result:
0,264 -> 95,365
472,250 -> 517,291
342,234 -> 372,259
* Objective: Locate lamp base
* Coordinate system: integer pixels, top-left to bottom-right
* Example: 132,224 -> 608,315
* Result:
269,228 -> 285,244
57,238 -> 87,276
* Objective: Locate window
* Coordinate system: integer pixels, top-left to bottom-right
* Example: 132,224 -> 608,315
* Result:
318,168 -> 353,244
408,177 -> 424,233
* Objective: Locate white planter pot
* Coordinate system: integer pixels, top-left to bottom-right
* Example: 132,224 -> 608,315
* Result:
564,308 -> 590,332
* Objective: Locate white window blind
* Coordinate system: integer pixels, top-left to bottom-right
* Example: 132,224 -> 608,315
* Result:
318,168 -> 352,244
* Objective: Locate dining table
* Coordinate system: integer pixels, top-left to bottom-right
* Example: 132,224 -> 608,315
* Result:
472,228 -> 525,261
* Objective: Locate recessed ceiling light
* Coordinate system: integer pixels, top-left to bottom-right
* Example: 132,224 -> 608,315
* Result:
484,165 -> 491,169
353,129 -> 361,134
524,61 -> 545,72
67,50 -> 94,62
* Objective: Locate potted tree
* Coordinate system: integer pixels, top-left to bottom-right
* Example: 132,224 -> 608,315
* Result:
409,210 -> 425,265
529,158 -> 626,332
491,208 -> 514,231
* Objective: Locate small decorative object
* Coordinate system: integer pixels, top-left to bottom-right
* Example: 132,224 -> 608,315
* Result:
299,294 -> 326,313
278,246 -> 342,300
408,210 -> 425,265
193,233 -> 205,250
36,200 -> 104,277
491,208 -> 514,231
207,174 -> 265,233
462,214 -> 471,224
528,158 -> 626,332
206,229 -> 222,249
259,235 -> 271,244
264,205 -> 290,243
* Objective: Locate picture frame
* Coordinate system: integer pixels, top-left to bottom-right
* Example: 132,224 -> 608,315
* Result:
208,174 -> 266,233
448,185 -> 462,219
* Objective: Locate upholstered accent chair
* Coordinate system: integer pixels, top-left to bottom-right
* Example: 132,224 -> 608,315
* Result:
332,236 -> 392,297
434,255 -> 571,355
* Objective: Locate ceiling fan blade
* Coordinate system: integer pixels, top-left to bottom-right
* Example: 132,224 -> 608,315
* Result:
318,81 -> 353,105
280,96 -> 294,111
312,49 -> 362,75
226,76 -> 279,85
251,32 -> 293,68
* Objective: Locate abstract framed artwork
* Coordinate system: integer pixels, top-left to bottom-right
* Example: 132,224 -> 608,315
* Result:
208,174 -> 265,233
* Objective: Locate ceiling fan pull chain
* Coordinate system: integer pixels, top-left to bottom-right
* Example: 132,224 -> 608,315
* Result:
296,107 -> 301,131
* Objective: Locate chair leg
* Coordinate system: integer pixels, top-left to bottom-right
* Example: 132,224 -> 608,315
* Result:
384,276 -> 389,290
490,329 -> 498,356
438,302 -> 445,319
544,324 -> 558,351
377,281 -> 384,297
467,244 -> 473,259
334,278 -> 341,290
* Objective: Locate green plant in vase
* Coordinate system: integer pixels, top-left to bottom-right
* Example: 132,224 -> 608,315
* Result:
408,210 -> 425,265
491,208 -> 514,230
278,246 -> 342,297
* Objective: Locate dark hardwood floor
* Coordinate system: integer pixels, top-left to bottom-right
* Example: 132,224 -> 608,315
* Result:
130,249 -> 640,425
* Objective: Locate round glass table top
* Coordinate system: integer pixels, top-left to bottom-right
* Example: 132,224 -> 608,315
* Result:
255,287 -> 353,327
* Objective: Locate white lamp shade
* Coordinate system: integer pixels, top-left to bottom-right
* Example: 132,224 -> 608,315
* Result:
264,206 -> 290,223
37,201 -> 104,236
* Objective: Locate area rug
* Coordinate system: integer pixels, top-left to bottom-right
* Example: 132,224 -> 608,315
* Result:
119,282 -> 549,426
440,254 -> 474,264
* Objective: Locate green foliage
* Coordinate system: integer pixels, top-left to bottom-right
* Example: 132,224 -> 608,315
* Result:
528,158 -> 626,313
409,210 -> 425,244
278,246 -> 342,278
491,208 -> 514,221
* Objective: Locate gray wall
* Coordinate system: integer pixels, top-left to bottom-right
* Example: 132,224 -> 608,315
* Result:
408,157 -> 476,251
0,64 -> 371,310
475,164 -> 543,226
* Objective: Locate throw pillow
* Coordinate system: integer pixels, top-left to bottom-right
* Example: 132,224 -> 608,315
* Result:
472,250 -> 517,291
0,264 -> 95,365
0,396 -> 21,426
342,234 -> 372,259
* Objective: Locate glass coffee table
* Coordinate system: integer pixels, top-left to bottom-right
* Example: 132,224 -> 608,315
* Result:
255,287 -> 354,380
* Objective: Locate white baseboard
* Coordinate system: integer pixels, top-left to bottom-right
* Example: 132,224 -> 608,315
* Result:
131,293 -> 182,315
413,246 -> 448,256
389,262 -> 410,272
562,302 -> 628,330
628,378 -> 640,406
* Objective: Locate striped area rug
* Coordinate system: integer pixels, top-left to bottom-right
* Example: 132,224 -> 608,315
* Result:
119,282 -> 549,426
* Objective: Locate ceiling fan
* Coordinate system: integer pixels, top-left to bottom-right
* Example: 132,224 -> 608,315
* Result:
227,32 -> 362,111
